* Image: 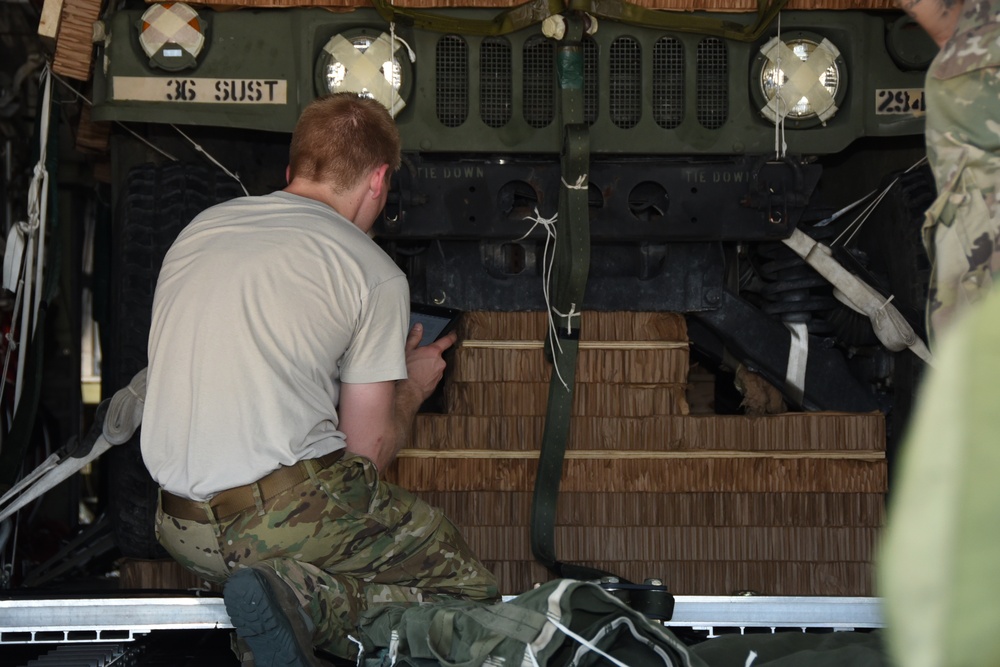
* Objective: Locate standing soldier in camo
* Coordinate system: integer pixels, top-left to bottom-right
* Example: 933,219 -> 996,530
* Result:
140,93 -> 498,667
898,0 -> 1000,341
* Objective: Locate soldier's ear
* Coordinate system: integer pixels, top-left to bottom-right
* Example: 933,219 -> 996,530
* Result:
369,164 -> 390,199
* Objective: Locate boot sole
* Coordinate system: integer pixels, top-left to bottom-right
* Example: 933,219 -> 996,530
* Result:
224,568 -> 317,667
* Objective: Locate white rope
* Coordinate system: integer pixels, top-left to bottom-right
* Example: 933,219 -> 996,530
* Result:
784,322 -> 809,406
831,155 -> 928,249
561,175 -> 588,190
390,19 -> 398,116
170,125 -> 249,196
745,650 -> 759,667
54,71 -> 243,192
774,97 -> 788,159
873,293 -> 897,328
515,208 -> 570,391
524,644 -> 543,667
347,634 -> 366,667
552,304 -> 580,335
386,9 -> 419,117
103,368 -> 146,445
29,168 -> 48,336
544,616 -> 633,667
391,31 -> 417,63
0,270 -> 25,408
49,70 -> 179,162
813,188 -> 877,227
9,65 -> 53,410
773,14 -> 787,159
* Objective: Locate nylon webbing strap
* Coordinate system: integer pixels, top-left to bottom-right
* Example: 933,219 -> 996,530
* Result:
370,0 -> 789,41
531,22 -> 615,581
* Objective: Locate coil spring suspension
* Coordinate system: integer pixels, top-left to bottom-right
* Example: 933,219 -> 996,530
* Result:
754,238 -> 838,336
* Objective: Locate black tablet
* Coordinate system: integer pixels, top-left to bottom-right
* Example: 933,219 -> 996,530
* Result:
410,302 -> 462,346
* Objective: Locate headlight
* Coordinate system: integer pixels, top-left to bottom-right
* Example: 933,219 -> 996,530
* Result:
752,34 -> 847,127
315,29 -> 413,117
137,2 -> 207,72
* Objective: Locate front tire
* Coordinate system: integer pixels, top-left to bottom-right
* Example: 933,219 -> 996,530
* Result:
106,162 -> 242,559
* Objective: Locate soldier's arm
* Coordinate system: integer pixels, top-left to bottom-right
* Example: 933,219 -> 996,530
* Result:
339,380 -> 398,471
898,0 -> 964,47
339,325 -> 456,471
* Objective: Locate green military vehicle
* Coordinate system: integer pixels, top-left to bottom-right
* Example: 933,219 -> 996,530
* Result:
86,0 -> 935,562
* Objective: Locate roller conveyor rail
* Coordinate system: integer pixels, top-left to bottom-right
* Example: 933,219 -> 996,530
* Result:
0,593 -> 883,645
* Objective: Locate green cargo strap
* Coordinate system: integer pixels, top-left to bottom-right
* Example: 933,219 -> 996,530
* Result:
371,0 -> 561,36
567,0 -> 789,40
530,18 -> 617,583
370,0 -> 789,41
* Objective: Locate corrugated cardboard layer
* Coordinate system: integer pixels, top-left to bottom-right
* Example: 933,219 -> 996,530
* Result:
445,381 -> 691,416
119,558 -> 219,591
404,308 -> 886,598
387,457 -> 887,493
75,102 -> 111,154
53,0 -> 102,80
418,491 -> 887,527
172,0 -> 897,13
459,311 -> 687,342
451,345 -> 690,384
482,559 -> 874,597
461,525 -> 879,562
411,412 -> 885,451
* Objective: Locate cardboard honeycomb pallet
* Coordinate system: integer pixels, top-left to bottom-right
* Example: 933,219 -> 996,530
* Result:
151,0 -> 899,11
51,0 -> 101,81
388,310 -> 887,596
411,413 -> 887,451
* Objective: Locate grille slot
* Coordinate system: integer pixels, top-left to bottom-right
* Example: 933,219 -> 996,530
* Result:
523,35 -> 555,128
696,37 -> 728,129
583,37 -> 599,125
653,37 -> 684,129
480,37 -> 512,128
609,36 -> 642,129
433,32 -> 737,135
436,35 -> 468,128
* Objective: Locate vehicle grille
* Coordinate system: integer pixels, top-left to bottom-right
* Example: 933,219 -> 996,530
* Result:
696,37 -> 728,129
523,35 -> 555,128
436,35 -> 468,127
434,32 -> 729,132
653,37 -> 684,129
609,36 -> 642,129
583,38 -> 598,125
480,37 -> 512,128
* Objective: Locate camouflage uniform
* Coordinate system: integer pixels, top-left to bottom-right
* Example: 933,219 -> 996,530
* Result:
923,0 -> 1000,341
156,453 -> 498,660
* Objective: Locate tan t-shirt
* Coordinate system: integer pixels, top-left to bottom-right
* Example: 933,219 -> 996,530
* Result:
141,191 -> 408,501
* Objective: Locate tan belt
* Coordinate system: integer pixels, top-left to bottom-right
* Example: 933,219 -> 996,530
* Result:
161,449 -> 345,521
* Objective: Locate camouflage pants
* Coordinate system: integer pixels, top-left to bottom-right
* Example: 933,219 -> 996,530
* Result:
923,6 -> 1000,342
155,453 -> 498,659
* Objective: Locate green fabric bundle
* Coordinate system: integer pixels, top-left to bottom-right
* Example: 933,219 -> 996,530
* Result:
358,578 -> 699,667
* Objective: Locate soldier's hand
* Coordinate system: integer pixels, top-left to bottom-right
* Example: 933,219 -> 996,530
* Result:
404,324 -> 457,402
